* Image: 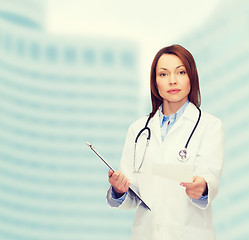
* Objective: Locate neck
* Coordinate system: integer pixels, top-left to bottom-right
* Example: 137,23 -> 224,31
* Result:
163,99 -> 187,116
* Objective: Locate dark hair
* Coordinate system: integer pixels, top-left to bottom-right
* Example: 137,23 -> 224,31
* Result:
149,44 -> 201,117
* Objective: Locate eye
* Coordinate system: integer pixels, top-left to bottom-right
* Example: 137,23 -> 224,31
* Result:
159,73 -> 167,77
178,70 -> 186,75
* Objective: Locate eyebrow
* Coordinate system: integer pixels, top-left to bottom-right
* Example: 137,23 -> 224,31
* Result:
159,65 -> 185,70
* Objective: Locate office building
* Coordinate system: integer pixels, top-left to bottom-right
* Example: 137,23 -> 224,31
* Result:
0,1 -> 140,239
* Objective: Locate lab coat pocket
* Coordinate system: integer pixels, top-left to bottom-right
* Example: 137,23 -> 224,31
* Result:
183,225 -> 215,240
131,224 -> 150,240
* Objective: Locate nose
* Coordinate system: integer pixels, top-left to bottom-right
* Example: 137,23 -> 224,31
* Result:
169,74 -> 177,85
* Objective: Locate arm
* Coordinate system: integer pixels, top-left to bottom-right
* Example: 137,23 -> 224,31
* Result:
180,176 -> 208,200
182,117 -> 224,209
106,124 -> 142,209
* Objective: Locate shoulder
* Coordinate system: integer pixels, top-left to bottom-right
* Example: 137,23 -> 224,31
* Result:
184,102 -> 223,133
128,115 -> 151,132
199,110 -> 224,138
201,110 -> 223,127
187,102 -> 223,126
122,115 -> 152,142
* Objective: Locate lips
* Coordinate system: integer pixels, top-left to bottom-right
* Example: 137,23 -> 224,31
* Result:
167,89 -> 181,94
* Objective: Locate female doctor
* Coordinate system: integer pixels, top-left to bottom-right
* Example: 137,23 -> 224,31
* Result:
106,44 -> 224,240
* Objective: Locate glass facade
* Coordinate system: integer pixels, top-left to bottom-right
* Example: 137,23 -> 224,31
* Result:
0,1 -> 140,239
180,1 -> 249,239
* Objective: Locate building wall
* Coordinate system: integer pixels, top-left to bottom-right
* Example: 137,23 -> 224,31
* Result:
0,2 -> 140,239
180,1 -> 249,239
1,0 -> 248,239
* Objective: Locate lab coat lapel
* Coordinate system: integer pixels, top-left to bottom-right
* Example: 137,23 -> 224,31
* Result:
181,102 -> 200,121
135,111 -> 161,210
136,103 -> 201,212
165,102 -> 199,137
149,110 -> 162,147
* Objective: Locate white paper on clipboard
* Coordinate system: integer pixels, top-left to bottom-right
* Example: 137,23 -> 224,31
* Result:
152,163 -> 193,183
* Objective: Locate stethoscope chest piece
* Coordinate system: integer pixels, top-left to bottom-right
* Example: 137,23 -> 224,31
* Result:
134,106 -> 201,168
177,148 -> 189,162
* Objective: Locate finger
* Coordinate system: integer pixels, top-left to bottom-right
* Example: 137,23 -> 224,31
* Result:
111,171 -> 121,181
118,173 -> 126,184
193,176 -> 206,184
113,178 -> 129,194
117,174 -> 129,189
108,171 -> 120,185
180,182 -> 194,189
117,175 -> 130,191
121,180 -> 130,192
109,171 -> 125,188
192,177 -> 207,192
189,193 -> 202,199
120,176 -> 129,187
186,187 -> 204,198
192,176 -> 198,182
115,179 -> 124,190
185,188 -> 198,198
124,179 -> 130,191
186,192 -> 200,199
180,175 -> 199,187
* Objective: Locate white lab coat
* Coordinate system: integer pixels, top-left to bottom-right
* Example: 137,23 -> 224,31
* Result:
106,102 -> 224,240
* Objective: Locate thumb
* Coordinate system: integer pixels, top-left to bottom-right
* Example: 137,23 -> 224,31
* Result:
193,176 -> 199,182
108,169 -> 114,178
192,176 -> 204,185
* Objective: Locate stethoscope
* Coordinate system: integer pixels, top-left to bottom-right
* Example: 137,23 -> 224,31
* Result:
133,107 -> 201,173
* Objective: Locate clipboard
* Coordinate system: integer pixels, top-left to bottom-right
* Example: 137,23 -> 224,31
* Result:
86,142 -> 151,211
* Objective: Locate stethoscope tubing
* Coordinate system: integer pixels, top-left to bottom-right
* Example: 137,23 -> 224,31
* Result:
184,107 -> 201,149
134,106 -> 201,172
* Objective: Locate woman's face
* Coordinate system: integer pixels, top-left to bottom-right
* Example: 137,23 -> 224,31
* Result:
156,54 -> 191,108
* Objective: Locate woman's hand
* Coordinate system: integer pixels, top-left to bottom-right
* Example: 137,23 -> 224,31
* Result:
108,170 -> 130,197
180,176 -> 207,199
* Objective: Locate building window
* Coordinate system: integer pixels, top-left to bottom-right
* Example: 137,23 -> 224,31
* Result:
46,45 -> 58,62
30,42 -> 40,61
64,47 -> 76,64
16,38 -> 25,57
121,51 -> 135,68
102,50 -> 114,66
82,49 -> 96,65
4,33 -> 12,52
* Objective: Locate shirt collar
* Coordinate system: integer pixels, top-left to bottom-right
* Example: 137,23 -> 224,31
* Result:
159,99 -> 190,127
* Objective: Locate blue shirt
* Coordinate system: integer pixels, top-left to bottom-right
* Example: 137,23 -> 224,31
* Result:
111,100 -> 207,202
159,100 -> 189,141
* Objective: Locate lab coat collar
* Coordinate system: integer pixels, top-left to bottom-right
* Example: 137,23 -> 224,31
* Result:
151,102 -> 199,124
149,108 -> 163,146
181,102 -> 200,122
148,102 -> 200,145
